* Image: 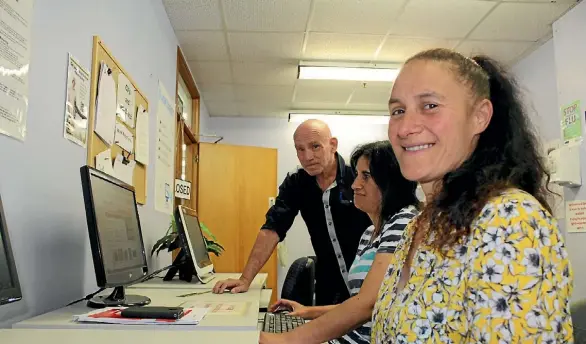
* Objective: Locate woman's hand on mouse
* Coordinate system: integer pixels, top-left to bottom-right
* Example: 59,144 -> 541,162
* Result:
268,299 -> 312,319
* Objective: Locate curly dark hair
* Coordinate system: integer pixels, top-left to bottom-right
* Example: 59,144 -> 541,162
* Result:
350,140 -> 419,239
405,48 -> 551,251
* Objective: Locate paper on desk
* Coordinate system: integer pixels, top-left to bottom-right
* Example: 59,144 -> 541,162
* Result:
135,105 -> 149,165
73,307 -> 208,325
94,62 -> 117,146
95,149 -> 115,177
114,121 -> 134,153
113,154 -> 136,186
179,301 -> 249,316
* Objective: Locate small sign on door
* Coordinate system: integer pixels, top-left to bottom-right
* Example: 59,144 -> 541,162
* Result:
175,179 -> 191,200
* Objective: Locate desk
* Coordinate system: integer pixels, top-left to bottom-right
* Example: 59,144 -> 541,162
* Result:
0,329 -> 260,343
130,273 -> 268,290
13,287 -> 262,331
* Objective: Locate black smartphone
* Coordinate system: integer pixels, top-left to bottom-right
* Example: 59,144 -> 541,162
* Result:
121,306 -> 184,320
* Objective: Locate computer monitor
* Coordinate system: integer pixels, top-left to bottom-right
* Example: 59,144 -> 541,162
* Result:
80,166 -> 150,308
163,205 -> 215,284
0,194 -> 22,306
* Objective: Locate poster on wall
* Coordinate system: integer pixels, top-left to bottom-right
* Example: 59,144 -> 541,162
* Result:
0,0 -> 33,141
63,54 -> 90,147
565,200 -> 586,233
154,81 -> 175,214
561,100 -> 582,144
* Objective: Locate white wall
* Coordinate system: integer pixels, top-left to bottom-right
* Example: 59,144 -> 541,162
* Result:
0,0 -> 180,327
513,39 -> 560,143
551,0 -> 586,303
206,116 -> 388,294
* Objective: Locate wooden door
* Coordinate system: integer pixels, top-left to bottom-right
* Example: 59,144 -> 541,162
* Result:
198,143 -> 278,303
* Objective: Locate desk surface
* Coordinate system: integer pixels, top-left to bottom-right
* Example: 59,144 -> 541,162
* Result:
13,287 -> 263,331
130,272 -> 268,290
0,329 -> 260,343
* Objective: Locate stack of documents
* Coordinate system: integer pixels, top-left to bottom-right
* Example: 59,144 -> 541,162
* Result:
73,307 -> 208,325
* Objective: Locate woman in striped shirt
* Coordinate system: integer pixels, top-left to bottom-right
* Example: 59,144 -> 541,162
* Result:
260,140 -> 420,344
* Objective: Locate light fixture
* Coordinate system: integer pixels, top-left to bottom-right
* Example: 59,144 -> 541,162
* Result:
298,61 -> 399,82
288,112 -> 389,125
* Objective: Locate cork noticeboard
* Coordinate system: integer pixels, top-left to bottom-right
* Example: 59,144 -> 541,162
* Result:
86,36 -> 148,204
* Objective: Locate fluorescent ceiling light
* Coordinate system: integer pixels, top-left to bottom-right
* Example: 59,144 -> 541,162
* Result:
298,65 -> 399,82
289,113 -> 389,125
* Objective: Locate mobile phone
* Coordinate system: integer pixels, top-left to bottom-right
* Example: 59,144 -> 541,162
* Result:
121,306 -> 184,320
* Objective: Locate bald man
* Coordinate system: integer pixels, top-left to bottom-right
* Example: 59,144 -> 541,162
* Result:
213,120 -> 371,306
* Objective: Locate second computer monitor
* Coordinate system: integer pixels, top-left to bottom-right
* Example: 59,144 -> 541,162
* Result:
175,205 -> 214,283
0,193 -> 22,307
80,166 -> 150,308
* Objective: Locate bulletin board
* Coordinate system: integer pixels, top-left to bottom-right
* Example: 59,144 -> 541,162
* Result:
86,36 -> 148,204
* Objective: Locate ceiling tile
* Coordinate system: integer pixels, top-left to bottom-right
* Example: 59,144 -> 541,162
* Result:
228,33 -> 304,61
469,2 -> 572,41
349,84 -> 393,105
390,0 -> 496,39
503,0 -> 575,2
234,85 -> 294,103
457,40 -> 534,65
238,102 -> 290,117
205,102 -> 241,117
304,33 -> 384,61
310,0 -> 407,34
188,61 -> 233,84
222,0 -> 312,32
198,83 -> 236,102
376,37 -> 459,62
294,80 -> 358,103
163,0 -> 223,30
292,102 -> 350,111
177,31 -> 228,61
232,62 -> 298,85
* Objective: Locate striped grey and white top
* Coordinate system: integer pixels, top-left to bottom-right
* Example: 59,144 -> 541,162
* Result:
336,205 -> 418,344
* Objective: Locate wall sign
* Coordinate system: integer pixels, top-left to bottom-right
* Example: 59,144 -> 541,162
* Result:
175,179 -> 191,200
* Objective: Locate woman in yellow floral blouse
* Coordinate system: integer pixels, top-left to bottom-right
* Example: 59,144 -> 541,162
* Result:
372,48 -> 573,343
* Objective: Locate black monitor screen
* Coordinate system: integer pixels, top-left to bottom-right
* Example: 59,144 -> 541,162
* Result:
90,174 -> 145,275
182,210 -> 212,269
0,196 -> 21,305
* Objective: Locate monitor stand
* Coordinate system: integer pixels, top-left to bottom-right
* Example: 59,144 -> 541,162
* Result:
87,286 -> 151,308
163,247 -> 196,283
162,246 -> 214,284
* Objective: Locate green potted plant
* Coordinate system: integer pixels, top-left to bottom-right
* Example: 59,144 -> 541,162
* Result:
150,215 -> 224,257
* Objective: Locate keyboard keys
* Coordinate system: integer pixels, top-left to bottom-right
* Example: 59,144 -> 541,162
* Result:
263,313 -> 305,333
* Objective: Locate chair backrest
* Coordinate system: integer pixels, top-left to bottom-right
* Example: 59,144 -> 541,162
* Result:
572,300 -> 586,343
281,256 -> 316,306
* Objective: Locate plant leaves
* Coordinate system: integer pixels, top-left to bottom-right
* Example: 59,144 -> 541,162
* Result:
199,222 -> 218,241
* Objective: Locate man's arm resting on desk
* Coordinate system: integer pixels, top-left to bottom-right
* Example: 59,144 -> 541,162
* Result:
213,229 -> 279,293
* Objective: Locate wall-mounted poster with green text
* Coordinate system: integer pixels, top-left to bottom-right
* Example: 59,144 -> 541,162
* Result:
561,100 -> 582,144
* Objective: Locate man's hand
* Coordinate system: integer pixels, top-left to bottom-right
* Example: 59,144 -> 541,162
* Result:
212,277 -> 250,294
269,299 -> 313,319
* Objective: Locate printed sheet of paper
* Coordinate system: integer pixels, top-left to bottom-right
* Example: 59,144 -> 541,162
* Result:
135,105 -> 149,165
95,149 -> 115,177
113,154 -> 136,186
64,53 -> 90,147
94,62 -> 117,146
117,73 -> 136,128
561,100 -> 582,145
0,0 -> 33,141
566,200 -> 586,233
154,81 -> 175,214
179,301 -> 249,316
114,121 -> 134,153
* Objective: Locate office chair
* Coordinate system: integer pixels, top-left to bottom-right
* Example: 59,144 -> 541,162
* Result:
281,256 -> 316,306
572,300 -> 586,343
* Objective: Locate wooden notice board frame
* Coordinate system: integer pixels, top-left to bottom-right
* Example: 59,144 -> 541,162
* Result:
86,36 -> 148,204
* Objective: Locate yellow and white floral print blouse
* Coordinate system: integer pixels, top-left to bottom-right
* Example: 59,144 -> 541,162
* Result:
371,189 -> 573,343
